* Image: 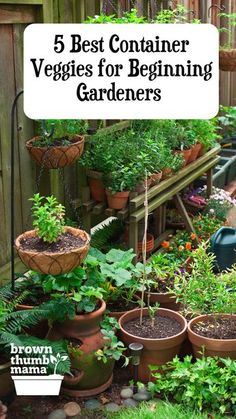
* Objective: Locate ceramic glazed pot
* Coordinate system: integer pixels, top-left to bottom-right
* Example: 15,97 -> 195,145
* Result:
106,190 -> 130,210
47,299 -> 115,396
87,170 -> 106,202
188,314 -> 236,359
188,143 -> 202,163
26,135 -> 84,169
220,49 -> 236,72
15,227 -> 90,275
119,308 -> 187,382
0,360 -> 14,404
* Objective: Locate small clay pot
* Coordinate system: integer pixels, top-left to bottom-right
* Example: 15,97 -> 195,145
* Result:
149,172 -> 163,187
175,149 -> 192,166
87,170 -> 106,202
137,234 -> 154,254
15,227 -> 90,275
119,308 -> 187,382
106,189 -> 130,210
188,143 -> 202,163
26,135 -> 84,169
188,314 -> 236,359
162,168 -> 173,179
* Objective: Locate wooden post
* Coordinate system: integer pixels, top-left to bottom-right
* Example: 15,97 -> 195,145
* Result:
173,193 -> 196,235
206,168 -> 213,197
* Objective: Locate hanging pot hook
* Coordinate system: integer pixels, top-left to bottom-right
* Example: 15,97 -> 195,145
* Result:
41,120 -> 55,139
208,4 -> 226,19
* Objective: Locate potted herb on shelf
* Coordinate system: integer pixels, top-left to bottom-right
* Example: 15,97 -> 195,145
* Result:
15,194 -> 90,275
105,163 -> 138,210
219,12 -> 236,72
26,119 -> 88,169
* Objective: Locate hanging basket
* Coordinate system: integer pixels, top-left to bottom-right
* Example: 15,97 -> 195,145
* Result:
219,49 -> 236,72
25,135 -> 85,169
15,227 -> 90,275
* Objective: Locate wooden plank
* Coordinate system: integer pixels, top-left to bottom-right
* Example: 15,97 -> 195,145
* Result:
105,208 -> 116,217
117,207 -> 129,220
92,202 -> 106,215
0,5 -> 38,23
0,257 -> 26,283
83,199 -> 95,212
173,193 -> 196,235
129,145 -> 221,210
13,24 -> 35,231
58,0 -> 73,22
206,167 -> 213,196
131,157 -> 220,222
43,0 -> 54,22
0,0 -> 42,4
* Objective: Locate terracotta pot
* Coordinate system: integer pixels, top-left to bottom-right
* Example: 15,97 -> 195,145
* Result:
175,149 -> 192,166
149,172 -> 163,187
188,314 -> 236,359
145,291 -> 180,311
135,178 -> 152,194
0,360 -> 14,404
106,189 -> 130,210
162,168 -> 173,179
198,143 -> 205,156
87,170 -> 106,202
47,299 -> 115,396
188,143 -> 202,163
220,49 -> 236,72
137,234 -> 154,254
26,135 -> 84,169
15,226 -> 90,275
119,308 -> 187,382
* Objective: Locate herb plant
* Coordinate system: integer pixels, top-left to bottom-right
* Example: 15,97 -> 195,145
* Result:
30,193 -> 65,243
219,12 -> 236,50
35,119 -> 88,147
149,355 -> 236,415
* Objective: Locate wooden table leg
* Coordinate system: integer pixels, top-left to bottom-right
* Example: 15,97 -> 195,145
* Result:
173,193 -> 197,236
153,206 -> 163,237
206,168 -> 213,197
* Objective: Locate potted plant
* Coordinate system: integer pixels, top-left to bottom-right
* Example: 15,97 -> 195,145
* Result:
219,12 -> 236,71
105,163 -> 138,209
15,194 -> 90,275
26,119 -> 88,169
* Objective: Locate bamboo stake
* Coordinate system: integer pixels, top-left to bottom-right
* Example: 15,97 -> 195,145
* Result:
139,172 -> 148,326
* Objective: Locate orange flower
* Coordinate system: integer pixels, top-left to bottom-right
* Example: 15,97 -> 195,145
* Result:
186,242 -> 192,251
178,245 -> 184,251
162,241 -> 170,248
190,233 -> 196,241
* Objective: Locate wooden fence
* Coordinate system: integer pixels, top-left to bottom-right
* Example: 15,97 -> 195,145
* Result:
0,0 -> 235,279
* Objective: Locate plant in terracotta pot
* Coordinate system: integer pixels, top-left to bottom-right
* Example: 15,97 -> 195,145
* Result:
105,163 -> 139,210
219,12 -> 236,72
15,194 -> 90,275
173,243 -> 236,359
187,119 -> 220,155
26,119 -> 88,168
39,290 -> 125,396
119,179 -> 187,382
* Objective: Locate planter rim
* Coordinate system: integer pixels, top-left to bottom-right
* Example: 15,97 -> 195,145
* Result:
188,313 -> 236,343
15,226 -> 90,257
119,308 -> 187,342
12,374 -> 63,380
105,189 -> 130,196
26,135 -> 84,150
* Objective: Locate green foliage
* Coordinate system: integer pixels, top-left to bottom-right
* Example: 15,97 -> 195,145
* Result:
95,316 -> 129,366
72,286 -> 104,313
36,119 -> 88,146
155,5 -> 201,24
219,12 -> 236,49
106,401 -> 209,419
173,243 -> 236,317
30,193 -> 65,243
149,355 -> 236,415
91,219 -> 125,252
218,106 -> 236,139
85,9 -> 147,24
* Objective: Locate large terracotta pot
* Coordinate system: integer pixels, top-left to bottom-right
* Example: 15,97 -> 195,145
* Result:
144,291 -> 180,311
0,360 -> 14,404
15,227 -> 90,275
119,308 -> 187,382
26,135 -> 84,169
188,143 -> 202,163
175,149 -> 192,166
188,314 -> 236,359
220,49 -> 236,72
47,299 -> 114,396
87,170 -> 106,202
106,189 -> 130,210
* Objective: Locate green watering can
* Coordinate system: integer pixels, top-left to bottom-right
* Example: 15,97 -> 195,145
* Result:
210,227 -> 236,271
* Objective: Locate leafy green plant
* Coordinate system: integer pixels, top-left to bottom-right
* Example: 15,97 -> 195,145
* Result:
218,105 -> 236,139
85,9 -> 147,24
72,286 -> 104,313
91,219 -> 125,252
95,316 -> 129,366
35,119 -> 88,147
155,5 -> 201,24
30,193 -> 65,243
148,303 -> 160,328
219,12 -> 236,50
149,355 -> 236,415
